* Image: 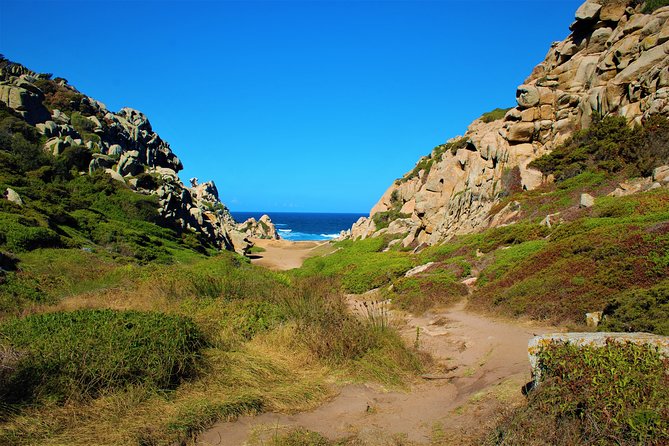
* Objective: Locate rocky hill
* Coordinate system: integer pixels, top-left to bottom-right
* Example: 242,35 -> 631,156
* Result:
352,0 -> 669,247
0,57 -> 256,254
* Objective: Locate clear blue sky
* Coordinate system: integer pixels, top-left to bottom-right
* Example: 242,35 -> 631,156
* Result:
1,0 -> 583,213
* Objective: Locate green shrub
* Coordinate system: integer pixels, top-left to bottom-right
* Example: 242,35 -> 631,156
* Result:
480,107 -> 511,123
388,269 -> 468,313
642,0 -> 669,13
530,115 -> 669,182
0,213 -> 60,252
490,341 -> 669,445
295,237 -> 414,293
599,281 -> 669,335
0,309 -> 207,405
372,209 -> 409,230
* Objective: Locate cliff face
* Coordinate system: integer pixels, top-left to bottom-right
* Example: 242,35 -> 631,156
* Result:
353,1 -> 669,247
0,58 -> 252,254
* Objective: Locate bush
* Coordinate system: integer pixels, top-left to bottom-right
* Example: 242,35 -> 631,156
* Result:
480,107 -> 511,123
642,0 -> 669,13
489,341 -> 669,445
388,270 -> 468,313
0,309 -> 207,405
296,238 -> 414,293
0,213 -> 60,252
372,209 -> 409,230
529,115 -> 669,182
599,281 -> 669,335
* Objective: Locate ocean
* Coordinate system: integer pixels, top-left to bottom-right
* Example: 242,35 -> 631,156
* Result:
231,212 -> 366,241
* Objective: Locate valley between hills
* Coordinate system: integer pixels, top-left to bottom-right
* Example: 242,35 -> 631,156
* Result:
1,1 -> 669,445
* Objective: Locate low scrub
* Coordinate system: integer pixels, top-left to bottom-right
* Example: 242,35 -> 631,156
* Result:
480,107 -> 511,123
530,114 -> 669,181
488,341 -> 669,445
387,270 -> 468,314
294,237 -> 415,293
599,280 -> 669,335
471,189 -> 669,325
0,309 -> 206,405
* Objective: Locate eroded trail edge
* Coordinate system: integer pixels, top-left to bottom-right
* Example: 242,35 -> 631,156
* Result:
198,295 -> 553,445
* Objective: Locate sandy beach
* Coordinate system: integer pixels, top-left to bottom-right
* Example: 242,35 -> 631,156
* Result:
248,238 -> 333,270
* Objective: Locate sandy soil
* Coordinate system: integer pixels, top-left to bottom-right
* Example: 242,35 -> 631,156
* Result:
198,278 -> 554,445
247,238 -> 332,271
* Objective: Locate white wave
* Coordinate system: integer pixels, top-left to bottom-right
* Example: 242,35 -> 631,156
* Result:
320,233 -> 340,239
278,229 -> 292,233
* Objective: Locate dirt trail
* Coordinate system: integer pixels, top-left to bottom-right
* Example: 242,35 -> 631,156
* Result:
198,290 -> 553,445
248,238 -> 331,271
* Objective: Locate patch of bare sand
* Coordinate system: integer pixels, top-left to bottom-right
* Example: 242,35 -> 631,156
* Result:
197,296 -> 557,445
248,238 -> 333,271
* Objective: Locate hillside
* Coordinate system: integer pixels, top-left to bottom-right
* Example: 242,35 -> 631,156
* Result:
0,1 -> 668,445
0,56 -> 253,258
352,0 -> 669,248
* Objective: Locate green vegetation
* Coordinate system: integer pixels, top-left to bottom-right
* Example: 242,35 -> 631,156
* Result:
480,107 -> 511,123
400,137 -> 468,183
372,209 -> 409,230
599,280 -> 669,335
489,341 -> 669,445
641,0 -> 669,13
0,251 -> 420,445
294,237 -> 414,293
530,114 -> 669,181
0,309 -> 206,404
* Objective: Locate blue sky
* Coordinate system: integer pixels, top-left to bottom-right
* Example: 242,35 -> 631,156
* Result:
1,0 -> 583,213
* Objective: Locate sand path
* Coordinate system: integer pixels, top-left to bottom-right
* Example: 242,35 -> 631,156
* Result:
198,287 -> 553,444
247,238 -> 331,271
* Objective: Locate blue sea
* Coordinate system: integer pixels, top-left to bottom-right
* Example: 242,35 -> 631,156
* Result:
231,212 -> 366,241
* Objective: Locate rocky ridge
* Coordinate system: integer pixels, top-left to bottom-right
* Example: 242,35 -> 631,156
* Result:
352,1 -> 669,247
0,58 -> 252,254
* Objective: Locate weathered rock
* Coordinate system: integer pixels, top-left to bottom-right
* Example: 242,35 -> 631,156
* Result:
600,3 -> 626,22
237,214 -> 280,240
575,2 -> 601,22
0,82 -> 49,124
4,188 -> 23,206
585,311 -> 603,327
107,144 -> 123,157
653,165 -> 669,183
117,151 -> 144,177
580,193 -> 595,207
507,122 -> 535,142
404,262 -> 434,278
516,85 -> 540,108
104,168 -> 125,183
229,230 -> 252,255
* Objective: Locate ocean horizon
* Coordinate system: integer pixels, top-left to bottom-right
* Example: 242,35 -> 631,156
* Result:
231,211 -> 366,241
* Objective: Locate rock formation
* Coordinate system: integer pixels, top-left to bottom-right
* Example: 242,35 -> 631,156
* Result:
237,214 -> 280,240
0,57 -> 252,255
352,1 -> 669,247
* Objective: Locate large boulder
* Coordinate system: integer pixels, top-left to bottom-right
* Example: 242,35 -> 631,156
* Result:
4,188 -> 23,206
0,83 -> 50,124
237,214 -> 280,240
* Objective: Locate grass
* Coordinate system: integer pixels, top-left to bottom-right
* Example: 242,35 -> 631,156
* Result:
0,250 -> 422,445
294,237 -> 415,293
480,107 -> 511,123
488,341 -> 669,445
0,309 -> 206,406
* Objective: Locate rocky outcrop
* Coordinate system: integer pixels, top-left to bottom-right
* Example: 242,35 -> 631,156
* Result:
352,1 -> 669,247
0,58 -> 251,255
4,188 -> 23,206
237,214 -> 280,240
